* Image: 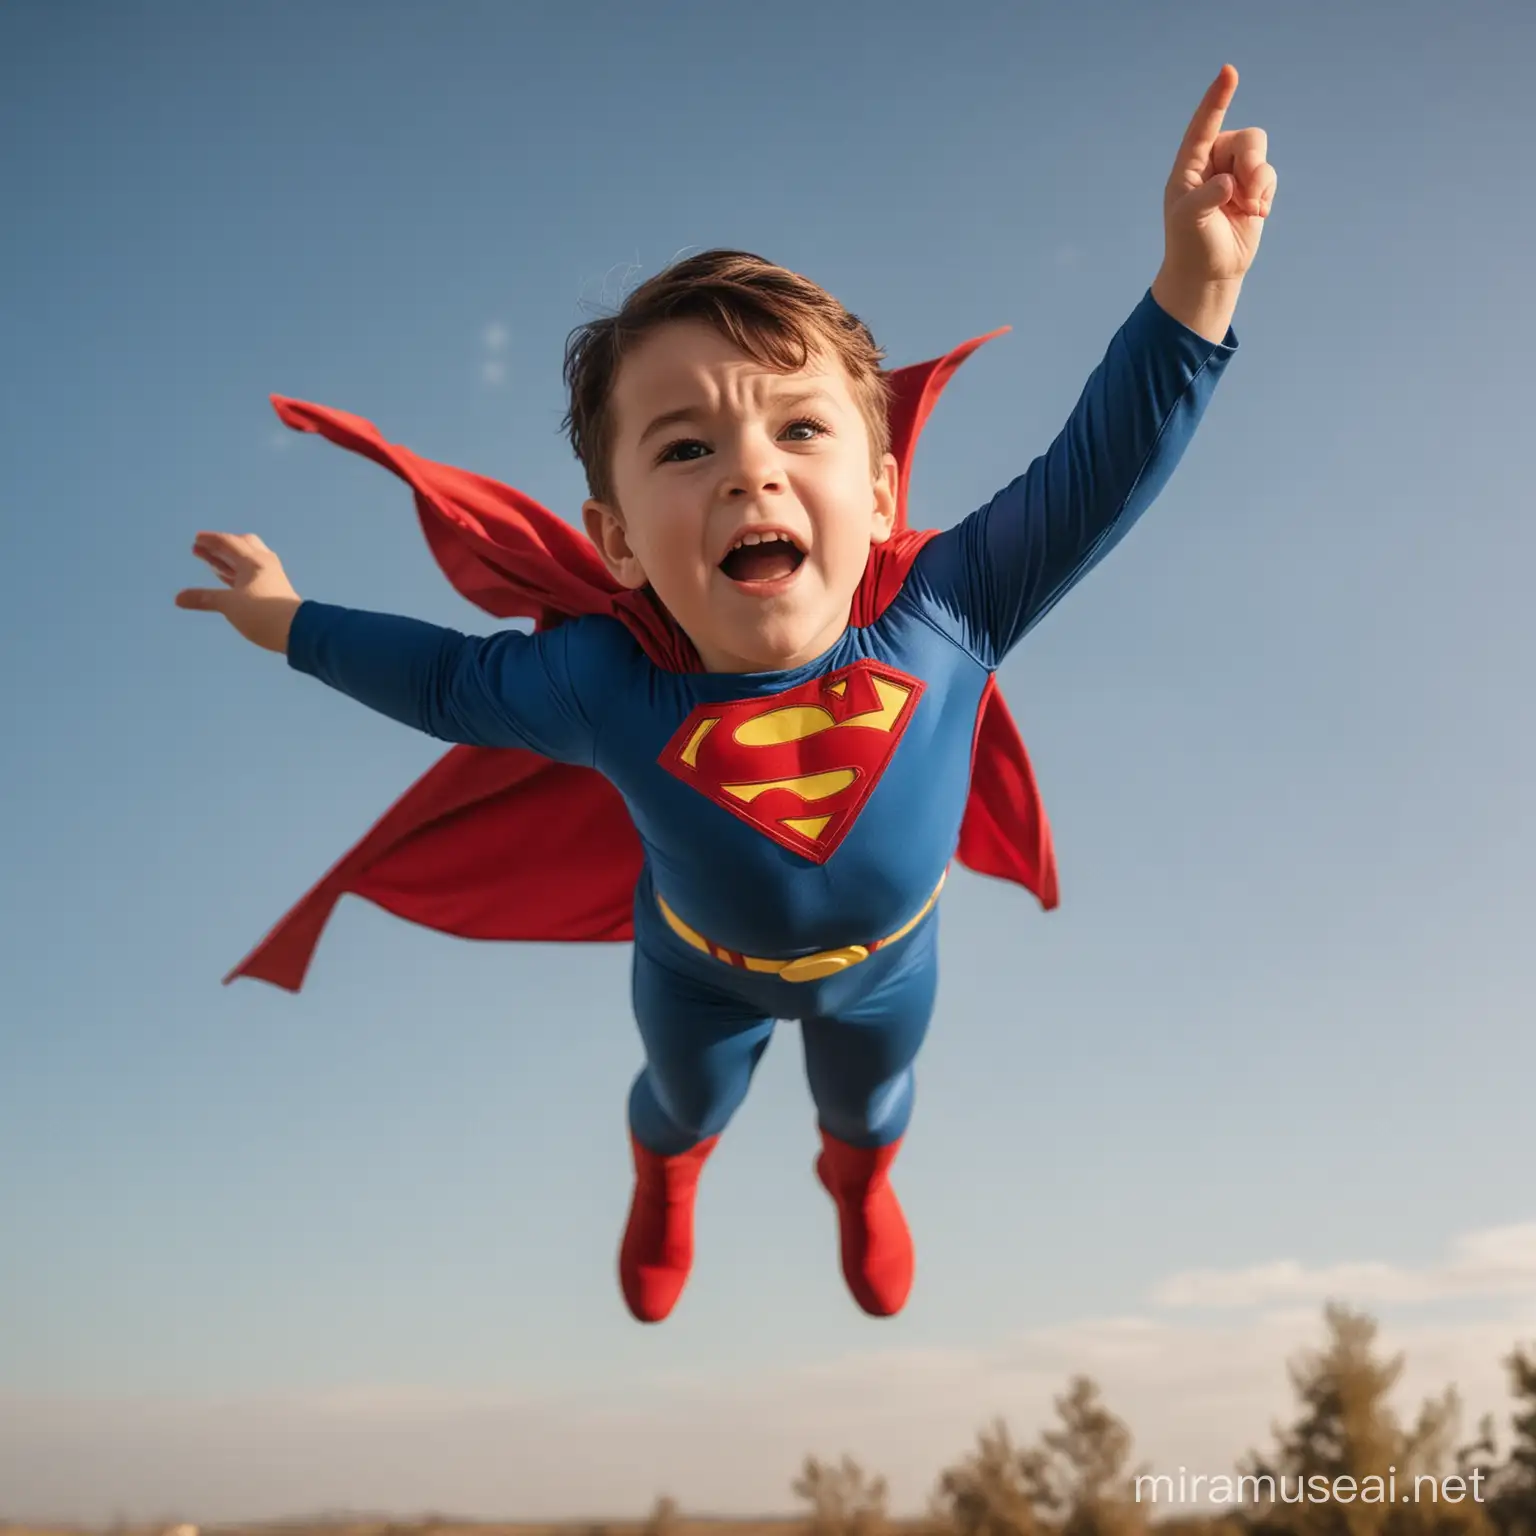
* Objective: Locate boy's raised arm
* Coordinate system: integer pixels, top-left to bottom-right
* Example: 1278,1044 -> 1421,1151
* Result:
175,531 -> 598,764
919,65 -> 1275,667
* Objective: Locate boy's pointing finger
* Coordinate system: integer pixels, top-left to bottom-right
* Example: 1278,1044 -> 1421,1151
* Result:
1174,64 -> 1239,174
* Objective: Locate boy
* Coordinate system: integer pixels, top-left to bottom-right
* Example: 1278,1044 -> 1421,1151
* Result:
178,67 -> 1274,1323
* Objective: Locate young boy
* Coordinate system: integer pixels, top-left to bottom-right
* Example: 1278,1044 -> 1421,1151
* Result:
178,67 -> 1274,1323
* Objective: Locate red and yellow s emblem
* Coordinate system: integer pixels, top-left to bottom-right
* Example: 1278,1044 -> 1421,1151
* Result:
657,660 -> 925,862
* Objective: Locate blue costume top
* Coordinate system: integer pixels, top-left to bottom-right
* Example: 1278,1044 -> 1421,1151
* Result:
287,291 -> 1234,974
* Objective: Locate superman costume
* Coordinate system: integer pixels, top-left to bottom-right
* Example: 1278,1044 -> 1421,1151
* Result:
229,289 -> 1236,1320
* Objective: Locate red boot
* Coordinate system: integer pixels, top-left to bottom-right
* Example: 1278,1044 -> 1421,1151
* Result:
619,1131 -> 719,1323
815,1130 -> 914,1316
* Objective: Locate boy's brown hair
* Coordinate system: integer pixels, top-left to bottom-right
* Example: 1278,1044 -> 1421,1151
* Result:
562,249 -> 893,506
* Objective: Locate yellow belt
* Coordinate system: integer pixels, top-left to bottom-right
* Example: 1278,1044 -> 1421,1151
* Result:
655,870 -> 947,984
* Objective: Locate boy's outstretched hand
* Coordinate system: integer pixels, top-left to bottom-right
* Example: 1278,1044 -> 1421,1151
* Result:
176,531 -> 303,654
1151,63 -> 1277,343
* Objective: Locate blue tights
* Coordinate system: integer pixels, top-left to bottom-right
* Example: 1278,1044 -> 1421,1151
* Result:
625,897 -> 939,1156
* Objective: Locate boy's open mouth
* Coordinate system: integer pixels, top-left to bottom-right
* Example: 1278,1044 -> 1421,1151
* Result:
718,530 -> 806,584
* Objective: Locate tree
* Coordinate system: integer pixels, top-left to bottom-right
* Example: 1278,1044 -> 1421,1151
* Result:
931,1376 -> 1146,1536
931,1416 -> 1044,1536
1488,1346 -> 1536,1536
1236,1304 -> 1494,1536
643,1494 -> 682,1536
794,1453 -> 891,1536
1031,1376 -> 1149,1536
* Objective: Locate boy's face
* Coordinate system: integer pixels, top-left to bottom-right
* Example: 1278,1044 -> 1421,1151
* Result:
582,319 -> 898,674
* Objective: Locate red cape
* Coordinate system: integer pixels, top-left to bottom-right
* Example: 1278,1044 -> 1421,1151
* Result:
226,327 -> 1059,992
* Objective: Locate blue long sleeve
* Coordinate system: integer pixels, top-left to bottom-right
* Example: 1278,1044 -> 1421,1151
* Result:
285,601 -> 601,764
910,289 -> 1236,667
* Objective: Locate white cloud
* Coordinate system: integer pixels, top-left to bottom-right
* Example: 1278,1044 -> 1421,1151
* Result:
479,322 -> 510,387
1154,1224 -> 1536,1308
5,1224 -> 1535,1526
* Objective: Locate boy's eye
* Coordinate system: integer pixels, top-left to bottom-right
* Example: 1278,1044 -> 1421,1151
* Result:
655,416 -> 831,465
783,415 -> 832,441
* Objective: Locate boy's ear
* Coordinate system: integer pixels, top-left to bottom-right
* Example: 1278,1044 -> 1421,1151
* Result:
582,499 -> 648,589
869,454 -> 899,545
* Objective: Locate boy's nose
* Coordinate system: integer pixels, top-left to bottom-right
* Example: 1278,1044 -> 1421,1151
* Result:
727,472 -> 784,496
724,444 -> 786,496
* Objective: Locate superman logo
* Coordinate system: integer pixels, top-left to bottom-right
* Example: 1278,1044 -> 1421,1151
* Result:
657,659 -> 925,862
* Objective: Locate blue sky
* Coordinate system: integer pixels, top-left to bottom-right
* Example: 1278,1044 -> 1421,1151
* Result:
3,0 -> 1535,1522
